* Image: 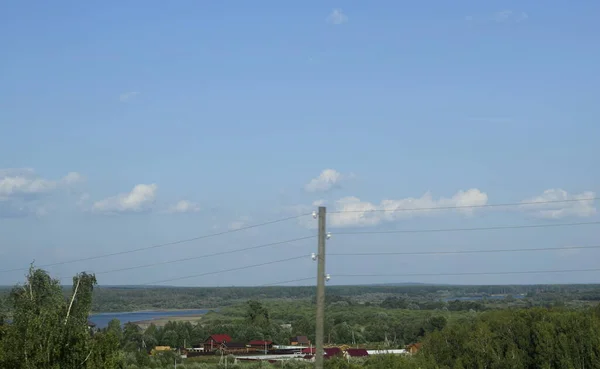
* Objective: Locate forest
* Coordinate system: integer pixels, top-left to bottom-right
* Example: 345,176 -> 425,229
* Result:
1,268 -> 600,368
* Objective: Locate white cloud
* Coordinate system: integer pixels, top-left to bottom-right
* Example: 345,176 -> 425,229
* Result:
327,9 -> 348,25
119,91 -> 139,102
519,189 -> 596,219
228,216 -> 251,230
305,169 -> 349,193
0,168 -> 84,217
76,193 -> 90,208
0,169 -> 83,201
92,184 -> 158,213
62,172 -> 84,185
307,189 -> 488,228
168,200 -> 201,214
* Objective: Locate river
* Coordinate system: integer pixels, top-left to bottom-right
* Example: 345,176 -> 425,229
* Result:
89,309 -> 210,329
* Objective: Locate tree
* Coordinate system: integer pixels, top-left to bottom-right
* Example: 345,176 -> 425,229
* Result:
245,300 -> 270,327
0,266 -> 123,369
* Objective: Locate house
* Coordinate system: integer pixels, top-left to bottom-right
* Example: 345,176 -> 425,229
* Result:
203,334 -> 232,352
345,348 -> 369,359
290,336 -> 310,346
220,342 -> 248,354
324,347 -> 342,358
248,340 -> 274,352
407,343 -> 422,355
301,347 -> 342,359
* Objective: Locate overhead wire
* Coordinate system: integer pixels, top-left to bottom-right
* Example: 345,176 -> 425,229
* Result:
93,235 -> 315,276
328,244 -> 600,257
141,254 -> 311,286
261,277 -> 315,286
333,221 -> 600,235
0,213 -> 312,274
6,197 -> 598,286
328,197 -> 599,214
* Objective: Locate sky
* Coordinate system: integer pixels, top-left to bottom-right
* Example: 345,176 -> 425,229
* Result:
1,1 -> 599,287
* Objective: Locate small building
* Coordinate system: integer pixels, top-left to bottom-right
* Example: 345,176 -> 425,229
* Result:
345,348 -> 369,359
248,340 -> 274,352
407,343 -> 422,355
221,342 -> 248,354
301,347 -> 342,359
324,347 -> 342,359
190,344 -> 204,352
290,336 -> 310,346
204,334 -> 232,352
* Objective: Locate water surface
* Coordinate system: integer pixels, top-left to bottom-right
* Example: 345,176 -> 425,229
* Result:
89,309 -> 209,329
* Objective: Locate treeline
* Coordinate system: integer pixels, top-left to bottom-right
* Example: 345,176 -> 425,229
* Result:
83,283 -> 600,312
3,268 -> 600,368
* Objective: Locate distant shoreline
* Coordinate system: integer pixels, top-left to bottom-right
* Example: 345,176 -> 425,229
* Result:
91,308 -> 214,315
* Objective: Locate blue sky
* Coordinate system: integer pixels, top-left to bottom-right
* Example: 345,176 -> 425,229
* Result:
1,1 -> 599,287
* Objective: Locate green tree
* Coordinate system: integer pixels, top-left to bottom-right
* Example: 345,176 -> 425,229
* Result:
245,300 -> 270,327
0,266 -> 123,369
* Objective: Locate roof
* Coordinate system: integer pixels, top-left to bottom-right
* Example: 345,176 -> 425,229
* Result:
302,347 -> 342,357
346,348 -> 369,357
87,320 -> 96,327
206,334 -> 232,343
407,343 -> 422,349
248,340 -> 273,346
324,347 -> 342,357
291,336 -> 310,343
223,342 -> 247,348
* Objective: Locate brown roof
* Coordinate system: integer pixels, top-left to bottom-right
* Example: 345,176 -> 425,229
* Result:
291,336 -> 310,344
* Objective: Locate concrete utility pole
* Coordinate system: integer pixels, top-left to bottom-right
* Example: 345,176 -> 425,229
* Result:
315,206 -> 327,369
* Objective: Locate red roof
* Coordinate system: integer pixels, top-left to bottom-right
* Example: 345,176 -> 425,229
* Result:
346,348 -> 369,357
302,347 -> 316,354
206,334 -> 232,343
248,340 -> 273,346
324,348 -> 342,357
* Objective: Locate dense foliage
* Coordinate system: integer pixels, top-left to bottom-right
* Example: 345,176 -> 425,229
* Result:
0,267 -> 122,369
421,306 -> 600,368
2,270 -> 600,368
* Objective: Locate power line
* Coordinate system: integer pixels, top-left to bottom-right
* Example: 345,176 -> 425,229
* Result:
329,245 -> 600,257
328,197 -> 599,214
261,277 -> 315,286
334,221 -> 600,235
93,236 -> 315,276
333,268 -> 600,278
0,213 -> 311,274
141,254 -> 310,286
